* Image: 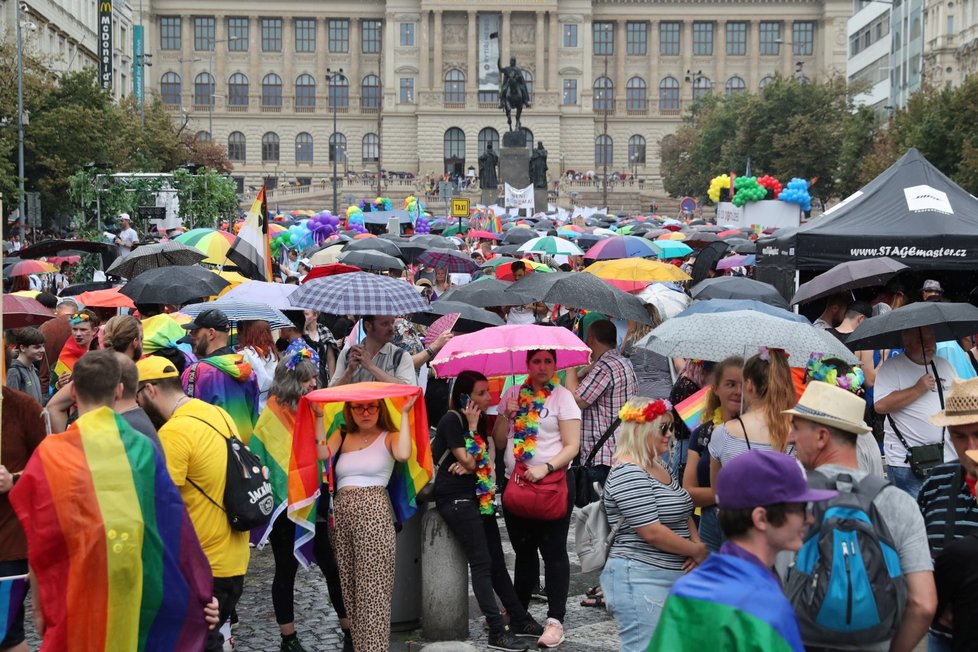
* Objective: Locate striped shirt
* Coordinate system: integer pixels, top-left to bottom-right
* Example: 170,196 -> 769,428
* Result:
918,462 -> 978,558
578,349 -> 637,467
708,424 -> 793,466
605,462 -> 693,571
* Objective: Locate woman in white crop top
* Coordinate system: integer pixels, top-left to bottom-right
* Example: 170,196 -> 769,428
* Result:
314,393 -> 415,652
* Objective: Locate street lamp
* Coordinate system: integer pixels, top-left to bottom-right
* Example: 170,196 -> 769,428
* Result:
326,68 -> 344,214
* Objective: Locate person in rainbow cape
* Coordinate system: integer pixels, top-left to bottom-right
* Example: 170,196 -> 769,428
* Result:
648,450 -> 836,652
52,309 -> 100,393
10,350 -> 218,652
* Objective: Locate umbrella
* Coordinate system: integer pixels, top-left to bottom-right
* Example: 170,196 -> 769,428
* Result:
309,244 -> 345,266
494,260 -> 553,282
584,259 -> 691,292
638,310 -> 859,365
790,257 -> 909,306
342,237 -> 404,259
684,232 -> 719,248
430,324 -> 592,378
502,227 -> 539,245
174,228 -> 236,264
438,279 -> 524,307
77,287 -> 136,309
691,277 -> 789,309
469,230 -> 500,241
16,239 -> 115,259
410,300 -> 505,333
635,284 -> 692,319
3,294 -> 54,328
677,299 -> 810,324
649,240 -> 694,259
180,299 -> 294,329
105,241 -> 207,279
397,235 -> 457,263
575,234 -> 609,251
120,266 -> 231,305
845,301 -> 978,351
492,244 -> 523,256
509,272 -> 653,323
733,242 -> 757,255
715,254 -> 757,271
302,263 -> 360,283
416,248 -> 480,274
289,271 -> 429,316
338,250 -> 405,271
691,241 -> 732,284
222,280 -> 298,309
59,280 -> 117,297
4,260 -> 57,277
505,271 -> 576,302
517,236 -> 584,257
583,236 -> 659,260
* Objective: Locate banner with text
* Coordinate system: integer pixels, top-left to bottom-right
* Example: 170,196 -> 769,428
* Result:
504,183 -> 534,210
478,14 -> 501,91
133,25 -> 144,105
98,1 -> 113,91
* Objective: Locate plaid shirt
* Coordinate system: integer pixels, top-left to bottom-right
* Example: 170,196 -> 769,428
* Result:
577,349 -> 637,467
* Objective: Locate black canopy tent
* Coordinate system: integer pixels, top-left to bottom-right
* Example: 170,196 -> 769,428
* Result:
756,149 -> 978,298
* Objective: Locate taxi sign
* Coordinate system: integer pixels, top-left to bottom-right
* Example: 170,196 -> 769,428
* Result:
451,198 -> 470,218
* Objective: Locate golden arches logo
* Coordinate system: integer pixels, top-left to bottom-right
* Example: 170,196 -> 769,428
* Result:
100,1 -> 112,12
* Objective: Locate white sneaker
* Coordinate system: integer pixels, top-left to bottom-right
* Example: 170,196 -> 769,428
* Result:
537,618 -> 564,648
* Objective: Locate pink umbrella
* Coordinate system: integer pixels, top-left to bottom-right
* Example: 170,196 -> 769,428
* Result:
468,230 -> 500,241
430,324 -> 591,378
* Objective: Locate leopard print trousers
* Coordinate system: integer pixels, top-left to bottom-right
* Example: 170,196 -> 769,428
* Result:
332,486 -> 396,652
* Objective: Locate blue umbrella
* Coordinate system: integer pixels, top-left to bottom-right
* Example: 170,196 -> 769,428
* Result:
649,240 -> 694,259
180,298 -> 295,329
676,299 -> 810,324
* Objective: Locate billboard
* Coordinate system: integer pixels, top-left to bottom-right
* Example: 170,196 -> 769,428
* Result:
716,200 -> 801,231
98,1 -> 113,91
478,14 -> 500,91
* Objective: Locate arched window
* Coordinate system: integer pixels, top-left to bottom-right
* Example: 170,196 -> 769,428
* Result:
161,72 -> 181,105
328,74 -> 349,109
692,76 -> 713,102
593,76 -> 614,111
194,72 -> 214,106
262,73 -> 283,107
295,132 -> 313,162
520,127 -> 534,155
522,69 -> 534,103
478,127 -> 499,156
262,132 -> 280,162
329,133 -> 347,162
628,135 -> 646,164
295,74 -> 316,109
195,131 -> 212,142
725,76 -> 746,96
595,135 -> 613,166
444,69 -> 465,104
444,127 -> 465,174
759,75 -> 774,90
361,74 -> 380,109
228,132 -> 246,162
362,133 -> 379,162
659,76 -> 680,111
626,76 -> 647,110
228,73 -> 249,107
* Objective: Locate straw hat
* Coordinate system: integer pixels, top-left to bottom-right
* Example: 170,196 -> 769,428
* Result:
930,378 -> 978,427
783,381 -> 871,435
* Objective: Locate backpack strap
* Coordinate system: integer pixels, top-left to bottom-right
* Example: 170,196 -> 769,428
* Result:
735,416 -> 751,450
185,362 -> 200,397
584,417 -> 621,467
171,410 -> 237,513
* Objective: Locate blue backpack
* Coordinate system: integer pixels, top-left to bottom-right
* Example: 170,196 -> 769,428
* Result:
785,471 -> 907,647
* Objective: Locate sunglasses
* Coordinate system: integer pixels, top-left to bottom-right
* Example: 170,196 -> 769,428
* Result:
659,422 -> 676,433
350,404 -> 380,414
69,314 -> 92,326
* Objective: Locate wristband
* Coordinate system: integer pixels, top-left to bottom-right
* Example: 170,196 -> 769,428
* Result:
425,346 -> 435,358
546,462 -> 554,473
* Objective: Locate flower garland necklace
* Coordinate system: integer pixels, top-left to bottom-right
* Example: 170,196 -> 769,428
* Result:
512,380 -> 555,462
464,430 -> 495,514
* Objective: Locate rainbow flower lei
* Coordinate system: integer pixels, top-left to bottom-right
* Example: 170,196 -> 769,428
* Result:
807,353 -> 865,394
512,381 -> 555,462
464,431 -> 495,515
619,398 -> 672,424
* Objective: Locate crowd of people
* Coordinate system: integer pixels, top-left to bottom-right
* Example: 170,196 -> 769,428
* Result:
2,214 -> 978,652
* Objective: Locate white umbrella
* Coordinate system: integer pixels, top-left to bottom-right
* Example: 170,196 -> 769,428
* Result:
636,283 -> 691,320
222,280 -> 298,310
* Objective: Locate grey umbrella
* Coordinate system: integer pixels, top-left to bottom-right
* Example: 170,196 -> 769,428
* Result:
691,276 -> 788,309
105,241 -> 207,279
416,248 -> 480,274
502,227 -> 538,245
677,299 -> 810,324
845,301 -> 978,351
508,272 -> 652,323
790,257 -> 909,306
410,300 -> 505,333
338,249 -> 406,271
438,279 -> 524,307
289,272 -> 428,315
506,271 -> 577,302
342,237 -> 404,259
638,310 -> 858,365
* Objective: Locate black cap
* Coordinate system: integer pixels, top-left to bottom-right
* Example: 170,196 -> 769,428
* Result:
181,308 -> 231,333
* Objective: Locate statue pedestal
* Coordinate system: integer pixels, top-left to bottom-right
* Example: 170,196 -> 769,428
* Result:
534,187 -> 548,213
499,146 -> 530,213
481,189 -> 497,206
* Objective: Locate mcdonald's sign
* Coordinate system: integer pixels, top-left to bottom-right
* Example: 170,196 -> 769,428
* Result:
98,1 -> 113,91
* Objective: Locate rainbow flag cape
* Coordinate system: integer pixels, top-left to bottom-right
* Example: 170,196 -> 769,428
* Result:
648,552 -> 804,652
675,386 -> 710,433
141,313 -> 192,354
183,354 -> 259,444
52,335 -> 88,379
249,396 -> 295,548
0,575 -> 28,642
9,407 -> 212,651
290,383 -> 431,564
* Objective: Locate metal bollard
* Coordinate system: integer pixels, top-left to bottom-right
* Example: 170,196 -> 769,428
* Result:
421,502 -> 470,640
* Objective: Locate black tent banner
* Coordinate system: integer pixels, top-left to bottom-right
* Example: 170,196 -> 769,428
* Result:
757,148 -> 978,298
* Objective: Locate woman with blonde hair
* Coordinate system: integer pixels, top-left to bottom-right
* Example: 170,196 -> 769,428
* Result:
620,304 -> 671,400
601,397 -> 705,650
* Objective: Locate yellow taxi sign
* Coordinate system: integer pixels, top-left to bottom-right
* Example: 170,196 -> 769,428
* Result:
451,198 -> 470,218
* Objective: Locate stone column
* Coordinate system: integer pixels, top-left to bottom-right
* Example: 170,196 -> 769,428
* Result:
582,16 -> 593,106
616,20 -> 626,105
535,12 -> 545,91
433,11 -> 443,93
249,16 -> 260,105
283,17 -> 294,105
749,19 -> 760,88
419,10 -> 430,90
214,14 -> 226,94
782,22 -> 792,77
385,12 -> 396,107
648,21 -> 659,110
181,14 -> 193,107
350,18 -> 360,96
548,11 -> 559,91
468,11 -> 478,98
318,18 -> 328,98
715,21 -> 726,91
682,20 -> 693,100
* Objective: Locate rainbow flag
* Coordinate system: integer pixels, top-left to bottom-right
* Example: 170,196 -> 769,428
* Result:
675,386 -> 711,433
648,552 -> 804,651
9,407 -> 212,651
0,575 -> 28,642
290,383 -> 431,563
183,354 -> 259,444
249,396 -> 295,548
52,335 -> 88,379
141,313 -> 192,354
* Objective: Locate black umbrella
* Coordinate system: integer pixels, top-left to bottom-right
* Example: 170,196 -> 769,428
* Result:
59,280 -> 118,297
526,272 -> 652,323
342,237 -> 404,259
502,227 -> 538,245
16,239 -> 116,259
410,300 -> 505,333
398,235 -> 457,263
120,266 -> 230,305
338,249 -> 405,271
845,301 -> 978,350
790,257 -> 909,306
493,244 -> 523,256
506,271 -> 577,302
105,241 -> 207,279
575,234 -> 608,251
690,241 -> 730,284
733,242 -> 757,254
438,279 -> 524,307
691,276 -> 789,309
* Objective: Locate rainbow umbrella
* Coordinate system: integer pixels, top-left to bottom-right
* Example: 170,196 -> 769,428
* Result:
269,223 -> 287,237
584,258 -> 691,291
174,228 -> 236,264
493,259 -> 554,281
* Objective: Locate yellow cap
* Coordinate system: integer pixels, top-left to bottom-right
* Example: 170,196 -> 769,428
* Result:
136,355 -> 180,382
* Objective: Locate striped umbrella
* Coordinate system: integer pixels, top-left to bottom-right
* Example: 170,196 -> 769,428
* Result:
180,299 -> 294,329
174,228 -> 236,264
289,272 -> 429,316
415,248 -> 480,274
517,236 -> 584,256
584,236 -> 659,260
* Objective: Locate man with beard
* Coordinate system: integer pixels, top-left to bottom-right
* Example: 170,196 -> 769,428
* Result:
136,354 -> 249,652
179,309 -> 260,444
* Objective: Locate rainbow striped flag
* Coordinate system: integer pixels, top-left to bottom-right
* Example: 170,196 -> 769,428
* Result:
249,396 -> 296,548
648,552 -> 804,651
0,575 -> 27,642
675,386 -> 711,433
9,406 -> 212,651
52,335 -> 88,380
140,313 -> 192,354
183,354 -> 259,444
290,383 -> 431,563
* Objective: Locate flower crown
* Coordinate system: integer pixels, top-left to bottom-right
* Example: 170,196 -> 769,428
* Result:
619,399 -> 673,424
284,341 -> 320,370
806,353 -> 864,394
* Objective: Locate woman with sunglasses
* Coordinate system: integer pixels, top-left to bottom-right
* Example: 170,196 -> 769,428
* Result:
315,390 -> 416,652
600,397 -> 706,651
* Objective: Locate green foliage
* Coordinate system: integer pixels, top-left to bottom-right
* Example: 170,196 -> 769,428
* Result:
172,167 -> 239,229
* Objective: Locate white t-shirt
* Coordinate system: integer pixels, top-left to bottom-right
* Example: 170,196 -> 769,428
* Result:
874,353 -> 958,467
118,227 -> 139,253
500,383 -> 582,479
506,305 -> 536,325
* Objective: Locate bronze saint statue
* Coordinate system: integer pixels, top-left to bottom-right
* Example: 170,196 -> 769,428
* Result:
479,142 -> 499,189
490,33 -> 530,131
529,141 -> 548,189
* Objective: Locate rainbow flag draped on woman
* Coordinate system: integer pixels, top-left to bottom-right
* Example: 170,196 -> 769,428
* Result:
249,395 -> 297,549
9,406 -> 213,651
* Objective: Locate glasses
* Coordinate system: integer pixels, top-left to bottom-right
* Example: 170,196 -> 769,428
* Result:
659,422 -> 676,433
350,404 -> 380,414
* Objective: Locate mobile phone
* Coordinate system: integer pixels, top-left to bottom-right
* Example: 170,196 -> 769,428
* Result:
458,393 -> 470,410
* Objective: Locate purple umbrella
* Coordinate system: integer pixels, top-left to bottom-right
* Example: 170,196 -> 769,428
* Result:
716,254 -> 756,271
584,235 -> 658,260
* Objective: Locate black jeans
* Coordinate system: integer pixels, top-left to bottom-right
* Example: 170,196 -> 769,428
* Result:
502,503 -> 572,622
268,512 -> 346,625
437,497 -> 529,635
586,464 -> 611,502
205,575 -> 245,652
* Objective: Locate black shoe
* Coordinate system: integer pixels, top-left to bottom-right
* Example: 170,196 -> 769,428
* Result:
510,616 -> 544,638
341,629 -> 353,652
488,629 -> 529,652
531,583 -> 547,601
279,636 -> 307,652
